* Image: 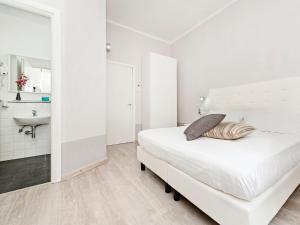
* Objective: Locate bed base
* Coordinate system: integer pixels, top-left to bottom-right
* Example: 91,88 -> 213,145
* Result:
164,183 -> 172,193
173,190 -> 181,201
141,163 -> 146,171
137,146 -> 300,225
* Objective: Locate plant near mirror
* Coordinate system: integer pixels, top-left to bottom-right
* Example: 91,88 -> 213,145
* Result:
15,73 -> 28,100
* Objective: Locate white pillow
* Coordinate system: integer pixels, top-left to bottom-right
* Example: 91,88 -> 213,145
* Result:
208,110 -> 245,123
245,110 -> 300,134
208,109 -> 300,134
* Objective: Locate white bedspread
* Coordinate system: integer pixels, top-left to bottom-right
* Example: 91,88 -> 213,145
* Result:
138,126 -> 300,201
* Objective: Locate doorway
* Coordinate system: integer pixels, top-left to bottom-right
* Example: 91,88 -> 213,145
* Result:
0,0 -> 62,187
107,61 -> 135,145
0,3 -> 53,193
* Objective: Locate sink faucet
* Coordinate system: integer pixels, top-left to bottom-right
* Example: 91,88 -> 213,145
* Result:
32,110 -> 37,117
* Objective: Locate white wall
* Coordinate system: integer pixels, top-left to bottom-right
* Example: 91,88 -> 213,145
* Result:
172,0 -> 300,123
0,4 -> 51,59
61,0 -> 107,176
106,22 -> 172,134
63,0 -> 106,143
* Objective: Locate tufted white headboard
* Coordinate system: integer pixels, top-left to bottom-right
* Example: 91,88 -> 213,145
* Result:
207,77 -> 300,113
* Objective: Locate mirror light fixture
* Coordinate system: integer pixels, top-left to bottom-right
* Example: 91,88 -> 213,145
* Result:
0,62 -> 8,87
198,96 -> 207,115
200,96 -> 206,102
106,43 -> 111,52
0,62 -> 8,77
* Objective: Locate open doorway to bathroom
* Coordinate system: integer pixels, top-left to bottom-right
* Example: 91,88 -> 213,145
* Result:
0,3 -> 52,193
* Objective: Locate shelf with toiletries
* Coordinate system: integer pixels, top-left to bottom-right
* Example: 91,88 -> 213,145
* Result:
8,100 -> 51,103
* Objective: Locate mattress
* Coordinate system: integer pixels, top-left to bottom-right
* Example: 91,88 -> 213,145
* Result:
138,126 -> 300,201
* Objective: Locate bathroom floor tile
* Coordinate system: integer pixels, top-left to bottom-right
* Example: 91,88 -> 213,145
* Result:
0,154 -> 50,194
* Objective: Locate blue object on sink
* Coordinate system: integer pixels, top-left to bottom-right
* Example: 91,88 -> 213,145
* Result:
41,97 -> 50,102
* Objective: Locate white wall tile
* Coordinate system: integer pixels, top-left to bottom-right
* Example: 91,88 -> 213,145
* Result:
0,150 -> 13,161
0,102 -> 51,161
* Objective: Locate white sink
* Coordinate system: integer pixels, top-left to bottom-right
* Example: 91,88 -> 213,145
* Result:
14,115 -> 51,126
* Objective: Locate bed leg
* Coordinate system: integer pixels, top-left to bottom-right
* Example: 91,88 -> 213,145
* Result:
165,182 -> 172,193
174,190 -> 181,201
141,163 -> 146,171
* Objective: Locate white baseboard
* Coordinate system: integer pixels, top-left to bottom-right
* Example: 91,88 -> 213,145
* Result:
62,158 -> 107,181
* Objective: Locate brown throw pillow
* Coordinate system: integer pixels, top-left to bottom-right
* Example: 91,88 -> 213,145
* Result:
184,114 -> 226,141
203,122 -> 255,140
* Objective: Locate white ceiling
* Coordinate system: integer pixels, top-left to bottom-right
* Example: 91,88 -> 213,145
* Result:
107,0 -> 236,44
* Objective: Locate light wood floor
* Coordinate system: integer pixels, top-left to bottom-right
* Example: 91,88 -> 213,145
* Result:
0,143 -> 299,225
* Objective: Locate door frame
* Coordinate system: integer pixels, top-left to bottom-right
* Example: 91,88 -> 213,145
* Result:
107,60 -> 136,144
0,0 -> 62,183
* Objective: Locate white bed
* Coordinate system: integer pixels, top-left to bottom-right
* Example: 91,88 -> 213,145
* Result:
139,126 -> 300,201
137,77 -> 300,225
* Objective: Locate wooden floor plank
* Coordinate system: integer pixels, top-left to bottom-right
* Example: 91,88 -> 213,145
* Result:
0,143 -> 299,225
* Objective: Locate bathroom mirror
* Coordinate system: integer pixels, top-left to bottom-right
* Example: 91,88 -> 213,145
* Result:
9,54 -> 51,93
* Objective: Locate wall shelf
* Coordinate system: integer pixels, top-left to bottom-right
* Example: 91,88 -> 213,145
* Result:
8,100 -> 51,103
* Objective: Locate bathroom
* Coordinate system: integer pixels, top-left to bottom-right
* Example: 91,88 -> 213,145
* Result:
0,4 -> 51,193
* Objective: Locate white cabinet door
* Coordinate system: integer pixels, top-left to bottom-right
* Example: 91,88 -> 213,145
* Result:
107,62 -> 134,145
142,53 -> 177,130
149,53 -> 177,128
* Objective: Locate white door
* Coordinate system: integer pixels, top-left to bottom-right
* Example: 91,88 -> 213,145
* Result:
107,62 -> 134,145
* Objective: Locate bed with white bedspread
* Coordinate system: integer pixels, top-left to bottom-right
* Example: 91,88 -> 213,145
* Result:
137,77 -> 300,225
139,127 -> 300,201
